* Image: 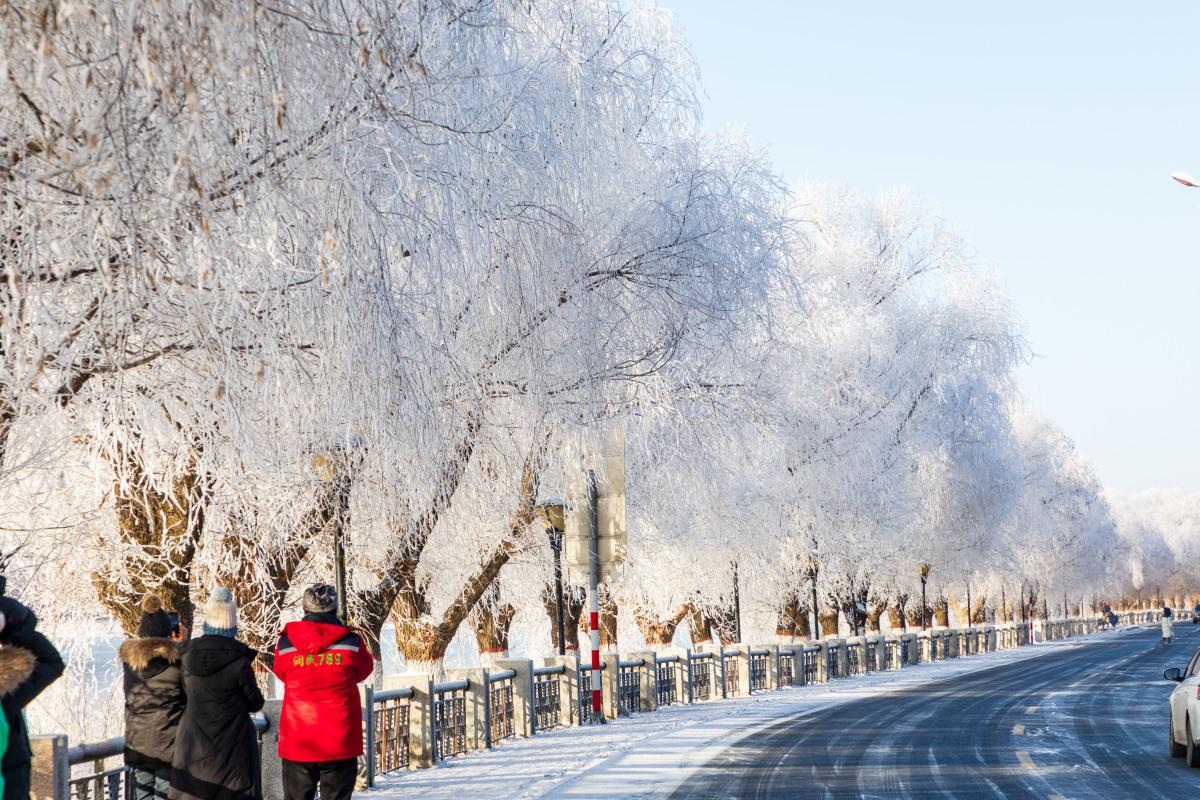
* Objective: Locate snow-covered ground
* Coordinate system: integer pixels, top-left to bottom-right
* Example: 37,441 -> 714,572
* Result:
373,627 -> 1148,799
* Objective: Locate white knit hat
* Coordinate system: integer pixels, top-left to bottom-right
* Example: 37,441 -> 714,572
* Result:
203,587 -> 238,638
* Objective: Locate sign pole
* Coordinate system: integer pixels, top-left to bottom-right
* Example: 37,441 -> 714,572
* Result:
587,469 -> 604,723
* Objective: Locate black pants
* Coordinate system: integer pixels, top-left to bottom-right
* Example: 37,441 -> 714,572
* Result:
282,758 -> 356,800
4,762 -> 30,800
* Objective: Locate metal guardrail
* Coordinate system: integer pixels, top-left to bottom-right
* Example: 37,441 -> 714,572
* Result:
617,659 -> 643,715
802,645 -> 820,683
368,686 -> 413,777
689,652 -> 713,701
533,664 -> 565,731
865,640 -> 877,671
488,669 -> 516,744
577,661 -> 605,723
847,643 -> 860,674
749,649 -> 768,691
884,639 -> 899,669
778,649 -> 796,687
826,643 -> 842,679
721,651 -> 740,697
433,679 -> 469,760
68,716 -> 269,800
656,656 -> 679,706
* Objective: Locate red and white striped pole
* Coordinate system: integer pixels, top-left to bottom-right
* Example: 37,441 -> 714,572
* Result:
587,470 -> 603,722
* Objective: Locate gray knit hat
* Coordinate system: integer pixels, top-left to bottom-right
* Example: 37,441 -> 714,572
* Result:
303,583 -> 338,615
203,587 -> 238,638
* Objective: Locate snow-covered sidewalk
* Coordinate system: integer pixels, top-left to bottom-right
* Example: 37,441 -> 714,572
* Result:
372,627 -> 1147,799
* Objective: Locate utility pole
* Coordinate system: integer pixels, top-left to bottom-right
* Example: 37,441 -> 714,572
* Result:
587,470 -> 603,723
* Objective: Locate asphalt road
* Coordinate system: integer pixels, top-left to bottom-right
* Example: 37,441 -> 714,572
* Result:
672,624 -> 1200,799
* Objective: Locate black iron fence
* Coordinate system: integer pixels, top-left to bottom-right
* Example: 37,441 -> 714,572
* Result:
721,651 -> 740,697
366,686 -> 413,777
826,643 -> 842,679
656,655 -> 679,706
533,664 -> 565,731
803,645 -> 820,683
749,649 -> 769,692
777,649 -> 796,687
689,652 -> 713,701
433,679 -> 469,760
617,659 -> 643,715
488,669 -> 516,744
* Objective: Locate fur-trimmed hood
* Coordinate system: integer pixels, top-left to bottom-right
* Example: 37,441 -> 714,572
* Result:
120,637 -> 181,671
0,645 -> 35,696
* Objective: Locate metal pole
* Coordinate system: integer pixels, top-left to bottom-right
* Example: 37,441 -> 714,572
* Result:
334,487 -> 349,624
921,578 -> 928,631
587,470 -> 604,723
810,570 -> 820,641
732,561 -> 742,644
966,583 -> 971,629
551,528 -> 566,657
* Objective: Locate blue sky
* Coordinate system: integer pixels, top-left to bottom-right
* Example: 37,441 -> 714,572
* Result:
665,1 -> 1200,492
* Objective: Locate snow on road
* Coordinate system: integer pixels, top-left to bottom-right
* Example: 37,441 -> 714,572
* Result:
373,627 -> 1147,799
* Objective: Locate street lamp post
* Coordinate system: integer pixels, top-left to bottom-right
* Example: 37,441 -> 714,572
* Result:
918,563 -> 931,630
966,582 -> 972,629
807,555 -> 821,641
732,560 -> 742,644
535,500 -> 569,657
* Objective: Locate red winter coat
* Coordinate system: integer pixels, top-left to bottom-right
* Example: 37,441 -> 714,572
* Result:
271,614 -> 374,762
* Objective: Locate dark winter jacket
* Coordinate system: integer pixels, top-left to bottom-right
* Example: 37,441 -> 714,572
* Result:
120,637 -> 185,770
169,636 -> 264,800
271,612 -> 374,762
0,596 -> 65,771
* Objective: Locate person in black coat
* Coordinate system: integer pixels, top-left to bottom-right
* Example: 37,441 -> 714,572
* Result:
0,583 -> 65,800
170,588 -> 264,800
122,594 -> 187,800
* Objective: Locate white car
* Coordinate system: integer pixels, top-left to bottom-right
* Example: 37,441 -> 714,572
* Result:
1166,651 -> 1200,765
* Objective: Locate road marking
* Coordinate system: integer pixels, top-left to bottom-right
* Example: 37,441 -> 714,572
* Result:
1050,795 -> 1066,799
1016,751 -> 1037,770
1025,706 -> 1038,714
1012,724 -> 1025,735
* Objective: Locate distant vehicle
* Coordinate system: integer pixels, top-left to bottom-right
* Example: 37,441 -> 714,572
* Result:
1165,650 -> 1200,766
1191,605 -> 1200,624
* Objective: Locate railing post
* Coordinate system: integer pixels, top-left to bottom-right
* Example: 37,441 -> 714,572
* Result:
31,734 -> 68,800
759,644 -> 780,689
496,659 -> 535,737
601,654 -> 619,720
363,685 -> 376,787
685,649 -> 696,703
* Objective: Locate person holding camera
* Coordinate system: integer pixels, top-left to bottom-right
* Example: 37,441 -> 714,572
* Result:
0,579 -> 65,800
170,587 -> 264,800
121,594 -> 188,800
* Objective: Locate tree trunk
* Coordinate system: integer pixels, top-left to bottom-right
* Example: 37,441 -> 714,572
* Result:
635,603 -> 693,647
934,596 -> 949,627
819,609 -> 839,636
472,601 -> 516,666
92,440 -> 207,637
688,605 -> 712,646
599,588 -> 619,649
866,602 -> 887,633
542,583 -> 585,654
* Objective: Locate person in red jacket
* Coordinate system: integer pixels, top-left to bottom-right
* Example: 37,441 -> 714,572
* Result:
272,584 -> 374,800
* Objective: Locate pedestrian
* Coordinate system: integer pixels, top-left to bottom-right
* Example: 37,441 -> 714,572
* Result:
1163,605 -> 1174,644
0,581 -> 65,800
121,594 -> 188,800
170,588 -> 264,800
272,584 -> 374,800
